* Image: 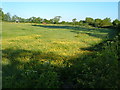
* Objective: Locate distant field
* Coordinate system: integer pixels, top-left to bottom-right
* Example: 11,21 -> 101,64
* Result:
2,22 -> 116,88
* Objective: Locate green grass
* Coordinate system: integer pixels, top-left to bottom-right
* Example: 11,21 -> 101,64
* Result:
2,22 -> 118,88
2,22 -> 109,65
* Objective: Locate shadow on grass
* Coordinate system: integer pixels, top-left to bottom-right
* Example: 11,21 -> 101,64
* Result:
2,48 -> 96,88
32,24 -> 109,32
2,48 -> 67,88
32,24 -> 115,39
2,40 -> 118,88
80,39 -> 113,52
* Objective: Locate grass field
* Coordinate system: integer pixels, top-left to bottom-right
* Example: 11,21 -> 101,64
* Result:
2,22 -> 118,88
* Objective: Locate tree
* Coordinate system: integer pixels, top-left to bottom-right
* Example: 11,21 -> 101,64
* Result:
112,19 -> 120,27
79,20 -> 84,26
43,19 -> 49,24
85,17 -> 94,25
28,17 -> 36,23
0,8 -> 4,21
4,12 -> 11,21
117,23 -> 120,33
61,21 -> 66,24
100,18 -> 112,27
72,18 -> 77,25
19,17 -> 26,23
112,19 -> 120,33
53,16 -> 61,24
35,17 -> 42,23
25,18 -> 30,23
11,15 -> 20,22
49,19 -> 54,24
28,17 -> 33,23
94,18 -> 102,27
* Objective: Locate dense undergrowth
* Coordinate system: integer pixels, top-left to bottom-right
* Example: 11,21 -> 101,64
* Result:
2,23 -> 119,88
68,33 -> 119,88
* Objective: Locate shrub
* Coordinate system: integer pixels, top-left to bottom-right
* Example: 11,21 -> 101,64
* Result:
35,71 -> 60,88
70,34 -> 119,88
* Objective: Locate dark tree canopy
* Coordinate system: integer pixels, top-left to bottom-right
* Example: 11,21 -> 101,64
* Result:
112,19 -> 120,27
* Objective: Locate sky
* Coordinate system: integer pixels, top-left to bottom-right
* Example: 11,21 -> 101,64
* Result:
1,2 -> 118,22
1,0 -> 120,2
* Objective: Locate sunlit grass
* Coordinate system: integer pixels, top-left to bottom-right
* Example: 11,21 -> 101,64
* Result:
2,22 -> 112,66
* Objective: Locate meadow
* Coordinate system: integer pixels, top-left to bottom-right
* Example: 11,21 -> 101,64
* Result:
2,22 -> 118,88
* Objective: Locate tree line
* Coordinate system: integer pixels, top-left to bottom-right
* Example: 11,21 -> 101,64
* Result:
0,8 -> 120,28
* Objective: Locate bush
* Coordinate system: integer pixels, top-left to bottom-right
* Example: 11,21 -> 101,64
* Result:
69,34 -> 119,88
35,71 -> 60,88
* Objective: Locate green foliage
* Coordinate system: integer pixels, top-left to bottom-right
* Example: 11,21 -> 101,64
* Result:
0,8 -> 4,21
35,17 -> 43,23
85,17 -> 94,25
29,17 -> 37,23
112,19 -> 120,27
79,20 -> 84,25
49,19 -> 54,24
53,16 -> 62,24
67,34 -> 119,88
72,18 -> 77,25
35,71 -> 60,88
3,13 -> 11,22
11,15 -> 19,22
61,21 -> 66,24
100,18 -> 113,27
94,18 -> 102,27
43,19 -> 49,24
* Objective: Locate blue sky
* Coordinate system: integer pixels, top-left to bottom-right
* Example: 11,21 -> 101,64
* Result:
1,2 -> 118,22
